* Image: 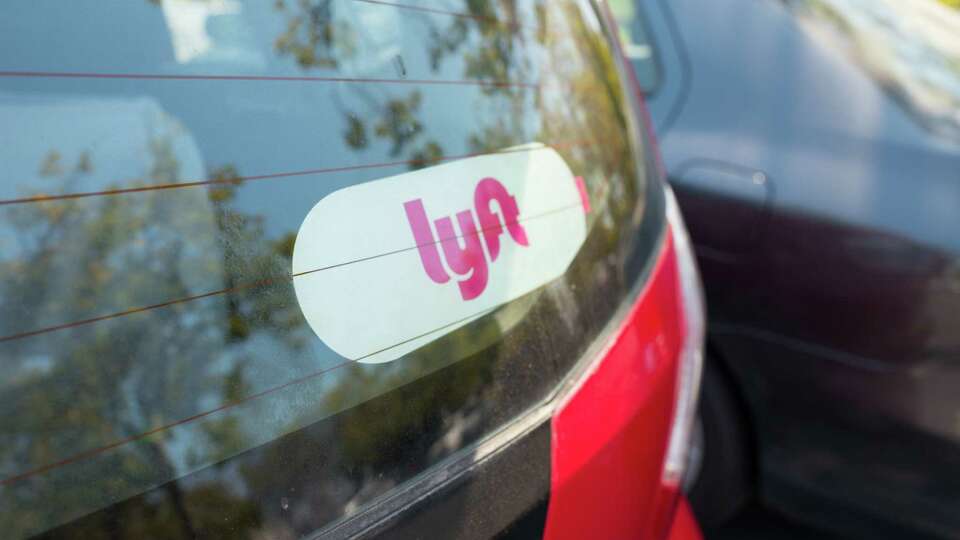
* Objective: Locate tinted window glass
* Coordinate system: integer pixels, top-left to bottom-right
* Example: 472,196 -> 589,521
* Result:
610,0 -> 662,92
783,0 -> 960,143
0,1 -> 660,538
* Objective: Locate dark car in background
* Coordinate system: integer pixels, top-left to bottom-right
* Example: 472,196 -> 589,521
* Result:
0,1 -> 705,539
613,0 -> 960,538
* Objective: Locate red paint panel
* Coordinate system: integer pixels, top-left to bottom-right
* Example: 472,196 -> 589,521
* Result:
574,176 -> 591,214
544,236 -> 686,540
667,498 -> 703,540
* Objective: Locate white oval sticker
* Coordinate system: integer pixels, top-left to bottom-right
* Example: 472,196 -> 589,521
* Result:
292,144 -> 589,363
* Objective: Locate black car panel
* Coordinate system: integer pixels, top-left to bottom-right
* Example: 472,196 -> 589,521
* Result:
619,0 -> 960,537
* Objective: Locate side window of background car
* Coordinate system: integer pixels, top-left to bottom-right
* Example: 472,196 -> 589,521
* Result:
785,0 -> 960,145
609,0 -> 662,93
607,0 -> 691,135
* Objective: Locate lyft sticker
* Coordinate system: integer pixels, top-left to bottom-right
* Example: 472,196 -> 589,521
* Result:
292,144 -> 589,364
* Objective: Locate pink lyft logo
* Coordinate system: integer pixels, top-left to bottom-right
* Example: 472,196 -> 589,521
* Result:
404,177 -> 529,301
292,144 -> 587,363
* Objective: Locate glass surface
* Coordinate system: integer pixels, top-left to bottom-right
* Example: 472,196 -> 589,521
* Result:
0,1 -> 659,538
609,0 -> 662,93
784,0 -> 960,143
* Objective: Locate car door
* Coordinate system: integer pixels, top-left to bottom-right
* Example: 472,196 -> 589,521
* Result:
618,0 -> 960,537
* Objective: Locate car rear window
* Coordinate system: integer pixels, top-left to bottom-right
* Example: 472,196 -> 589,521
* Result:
0,1 -> 662,538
